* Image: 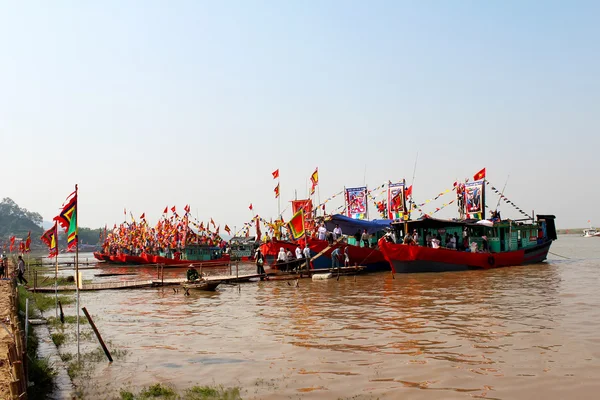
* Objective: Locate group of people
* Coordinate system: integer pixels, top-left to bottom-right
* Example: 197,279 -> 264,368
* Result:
274,244 -> 311,272
0,254 -> 27,284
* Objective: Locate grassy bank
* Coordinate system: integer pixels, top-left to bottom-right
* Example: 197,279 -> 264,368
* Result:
118,383 -> 242,400
16,285 -> 57,399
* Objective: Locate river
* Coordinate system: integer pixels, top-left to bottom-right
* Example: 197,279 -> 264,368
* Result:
51,235 -> 600,399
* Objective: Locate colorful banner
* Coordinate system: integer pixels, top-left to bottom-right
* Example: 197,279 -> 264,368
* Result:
346,186 -> 368,220
387,182 -> 405,220
464,179 -> 485,219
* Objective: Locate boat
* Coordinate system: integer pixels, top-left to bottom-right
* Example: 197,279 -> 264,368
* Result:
94,244 -> 231,267
228,236 -> 259,261
182,279 -> 221,292
379,214 -> 557,273
583,228 -> 600,237
260,214 -> 391,273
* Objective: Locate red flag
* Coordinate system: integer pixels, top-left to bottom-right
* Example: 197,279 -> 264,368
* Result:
287,209 -> 305,240
210,218 -> 216,228
255,216 -> 262,240
249,203 -> 253,211
405,185 -> 413,198
9,236 -> 15,252
163,206 -> 168,214
171,206 -> 176,213
124,208 -> 126,216
184,204 -> 191,213
272,169 -> 279,179
473,168 -> 486,181
224,225 -> 231,235
274,184 -> 280,198
19,241 -> 25,253
310,168 -> 318,185
140,213 -> 145,219
25,231 -> 31,253
41,223 -> 59,258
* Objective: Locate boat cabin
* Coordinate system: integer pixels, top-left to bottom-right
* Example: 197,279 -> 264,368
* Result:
391,215 -> 556,253
229,236 -> 258,259
161,245 -> 224,261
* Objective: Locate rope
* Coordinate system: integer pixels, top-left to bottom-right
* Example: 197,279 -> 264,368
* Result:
549,251 -> 570,259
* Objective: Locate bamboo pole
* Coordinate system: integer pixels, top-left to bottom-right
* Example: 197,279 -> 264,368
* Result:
81,307 -> 113,362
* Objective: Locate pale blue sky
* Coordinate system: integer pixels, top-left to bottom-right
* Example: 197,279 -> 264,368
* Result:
1,1 -> 598,230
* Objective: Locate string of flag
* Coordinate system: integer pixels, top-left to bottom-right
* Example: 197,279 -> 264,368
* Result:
485,179 -> 532,219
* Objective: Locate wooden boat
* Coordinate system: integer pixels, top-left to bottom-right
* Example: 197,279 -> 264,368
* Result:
229,236 -> 259,261
182,279 -> 221,292
260,214 -> 391,273
94,244 -> 231,267
378,215 -> 557,273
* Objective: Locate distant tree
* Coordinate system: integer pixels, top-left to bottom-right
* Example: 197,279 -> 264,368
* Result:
0,197 -> 44,240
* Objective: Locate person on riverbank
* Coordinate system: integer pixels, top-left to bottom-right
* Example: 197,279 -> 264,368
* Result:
0,255 -> 4,279
17,256 -> 27,285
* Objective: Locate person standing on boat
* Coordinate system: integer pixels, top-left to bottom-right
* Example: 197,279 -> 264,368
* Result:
317,223 -> 327,241
482,236 -> 489,252
295,245 -> 303,270
277,247 -> 287,264
333,224 -> 342,241
361,229 -> 370,248
344,246 -> 350,267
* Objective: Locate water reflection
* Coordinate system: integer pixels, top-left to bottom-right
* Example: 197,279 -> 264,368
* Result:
55,239 -> 600,399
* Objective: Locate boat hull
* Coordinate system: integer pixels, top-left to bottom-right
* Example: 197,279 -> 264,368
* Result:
182,281 -> 221,291
379,238 -> 553,273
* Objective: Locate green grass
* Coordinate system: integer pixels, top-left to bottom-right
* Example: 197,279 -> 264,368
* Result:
51,332 -> 66,347
16,286 -> 58,399
184,385 -> 242,400
138,383 -> 178,399
115,384 -> 243,400
47,315 -> 89,328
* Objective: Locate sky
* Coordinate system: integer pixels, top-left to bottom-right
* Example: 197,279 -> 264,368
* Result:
1,1 -> 598,231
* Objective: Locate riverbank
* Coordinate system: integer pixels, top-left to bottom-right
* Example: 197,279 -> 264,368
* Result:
0,280 -> 13,400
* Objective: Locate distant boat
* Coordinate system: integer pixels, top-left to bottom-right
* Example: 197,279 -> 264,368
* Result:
583,221 -> 600,237
583,228 -> 600,237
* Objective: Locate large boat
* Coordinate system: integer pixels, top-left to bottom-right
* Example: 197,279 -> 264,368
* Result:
228,236 -> 259,261
260,214 -> 391,273
379,215 -> 557,273
583,224 -> 600,237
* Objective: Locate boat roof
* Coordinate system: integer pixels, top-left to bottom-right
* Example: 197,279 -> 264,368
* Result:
324,214 -> 392,234
230,236 -> 256,243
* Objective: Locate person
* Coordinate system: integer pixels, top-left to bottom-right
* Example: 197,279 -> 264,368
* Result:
286,249 -> 294,271
331,247 -> 341,269
403,234 -> 414,245
482,235 -> 489,252
425,231 -> 432,247
17,256 -> 27,285
333,224 -> 342,241
326,231 -> 334,245
255,248 -> 266,279
469,241 -> 478,253
361,229 -> 369,248
317,223 -> 327,241
431,236 -> 440,249
277,247 -> 287,263
454,232 -> 460,250
3,256 -> 8,277
0,255 -> 4,279
295,245 -> 303,262
412,229 -> 419,243
186,266 -> 200,282
303,244 -> 311,271
353,229 -> 362,245
448,234 -> 456,249
344,246 -> 350,267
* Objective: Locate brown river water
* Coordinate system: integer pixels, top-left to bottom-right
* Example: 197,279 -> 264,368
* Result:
54,235 -> 599,399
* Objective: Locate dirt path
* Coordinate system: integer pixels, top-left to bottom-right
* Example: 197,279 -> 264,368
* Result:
0,279 -> 13,400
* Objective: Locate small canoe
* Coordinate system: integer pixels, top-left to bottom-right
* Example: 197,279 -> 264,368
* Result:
182,280 -> 221,292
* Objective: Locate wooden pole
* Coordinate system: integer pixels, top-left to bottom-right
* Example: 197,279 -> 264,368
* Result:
55,244 -> 59,319
24,299 -> 28,350
75,184 -> 80,363
81,307 -> 113,362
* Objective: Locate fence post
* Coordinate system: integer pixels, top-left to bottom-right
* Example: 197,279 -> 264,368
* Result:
82,307 -> 113,362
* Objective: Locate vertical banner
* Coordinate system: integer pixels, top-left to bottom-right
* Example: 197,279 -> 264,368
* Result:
346,186 -> 368,220
387,182 -> 406,220
464,179 -> 485,219
291,199 -> 314,232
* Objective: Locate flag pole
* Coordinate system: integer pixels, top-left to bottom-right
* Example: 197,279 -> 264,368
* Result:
75,184 -> 80,363
55,223 -> 59,319
277,176 -> 281,219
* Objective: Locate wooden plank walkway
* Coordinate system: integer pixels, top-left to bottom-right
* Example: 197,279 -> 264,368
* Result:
28,273 -> 264,292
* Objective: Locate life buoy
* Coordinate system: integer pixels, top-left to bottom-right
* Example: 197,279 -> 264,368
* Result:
487,256 -> 495,266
